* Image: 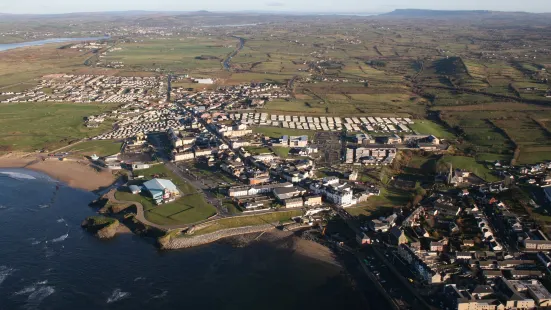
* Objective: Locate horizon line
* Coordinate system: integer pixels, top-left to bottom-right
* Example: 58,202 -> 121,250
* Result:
1,8 -> 550,16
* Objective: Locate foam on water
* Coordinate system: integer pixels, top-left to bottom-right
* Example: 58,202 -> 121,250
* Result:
51,233 -> 69,243
107,288 -> 131,304
0,171 -> 36,180
26,286 -> 55,308
152,290 -> 168,299
0,266 -> 16,286
56,218 -> 65,223
133,277 -> 145,282
38,204 -> 50,209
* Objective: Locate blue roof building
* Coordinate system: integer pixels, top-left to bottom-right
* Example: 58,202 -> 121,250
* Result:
143,178 -> 180,201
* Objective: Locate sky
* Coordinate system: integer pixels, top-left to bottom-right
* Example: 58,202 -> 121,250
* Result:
0,0 -> 549,14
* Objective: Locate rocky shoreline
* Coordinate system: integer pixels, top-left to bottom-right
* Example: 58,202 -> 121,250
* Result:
81,216 -> 120,239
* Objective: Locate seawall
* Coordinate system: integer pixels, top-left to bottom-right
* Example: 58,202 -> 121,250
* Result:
162,223 -> 278,250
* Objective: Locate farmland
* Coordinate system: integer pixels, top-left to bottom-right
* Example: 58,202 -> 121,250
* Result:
1,11 -> 551,166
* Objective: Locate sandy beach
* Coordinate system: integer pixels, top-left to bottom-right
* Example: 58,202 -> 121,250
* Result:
0,153 -> 116,191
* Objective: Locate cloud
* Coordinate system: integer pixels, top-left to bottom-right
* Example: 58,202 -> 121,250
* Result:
266,2 -> 285,7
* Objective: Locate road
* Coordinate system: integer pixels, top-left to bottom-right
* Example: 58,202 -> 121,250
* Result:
331,205 -> 435,310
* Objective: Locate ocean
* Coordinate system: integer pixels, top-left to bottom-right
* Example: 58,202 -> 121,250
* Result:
0,168 -> 370,310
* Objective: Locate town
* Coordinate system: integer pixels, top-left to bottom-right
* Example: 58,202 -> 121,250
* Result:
54,72 -> 551,310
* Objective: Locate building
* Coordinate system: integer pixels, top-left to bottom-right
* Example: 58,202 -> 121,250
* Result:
274,186 -> 305,201
173,151 -> 195,162
128,185 -> 141,194
389,227 -> 408,245
279,135 -> 308,147
356,233 -> 371,246
368,219 -> 390,232
430,241 -> 445,252
283,197 -> 304,208
143,178 -> 180,202
354,133 -> 375,145
132,162 -> 150,170
304,195 -> 323,207
495,277 -> 536,309
524,239 -> 551,251
508,280 -> 551,307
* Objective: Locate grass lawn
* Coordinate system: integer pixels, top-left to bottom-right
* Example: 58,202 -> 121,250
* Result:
116,164 -> 217,225
408,120 -> 456,139
438,155 -> 499,182
192,210 -> 302,235
244,146 -> 271,155
66,139 -> 122,157
0,102 -> 115,151
252,126 -> 315,139
273,147 -> 291,158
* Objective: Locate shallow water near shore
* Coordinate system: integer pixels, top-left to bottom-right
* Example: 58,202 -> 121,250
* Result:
0,168 -> 368,309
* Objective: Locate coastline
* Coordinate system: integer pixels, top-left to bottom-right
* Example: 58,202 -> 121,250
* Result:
0,153 -> 115,191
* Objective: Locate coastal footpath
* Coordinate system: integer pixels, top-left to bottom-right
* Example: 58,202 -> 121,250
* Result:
160,223 -> 278,250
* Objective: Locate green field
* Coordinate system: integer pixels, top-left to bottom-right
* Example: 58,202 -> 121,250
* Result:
103,38 -> 235,73
117,164 -> 217,225
191,210 -> 302,235
0,102 -> 114,152
66,140 -> 122,157
438,155 -> 499,182
408,120 -> 456,139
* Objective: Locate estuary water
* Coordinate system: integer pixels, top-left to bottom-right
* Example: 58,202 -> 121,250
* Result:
0,37 -> 109,52
0,168 -> 368,310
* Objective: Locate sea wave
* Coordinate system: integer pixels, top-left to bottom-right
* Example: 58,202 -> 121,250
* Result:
152,290 -> 168,299
38,204 -> 50,209
51,233 -> 69,243
0,266 -> 16,286
26,286 -> 55,308
0,171 -> 36,180
107,288 -> 130,304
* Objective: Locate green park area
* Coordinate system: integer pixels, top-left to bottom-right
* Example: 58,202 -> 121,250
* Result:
66,140 -> 122,157
115,164 -> 217,226
408,120 -> 456,139
0,102 -> 114,152
190,210 -> 302,235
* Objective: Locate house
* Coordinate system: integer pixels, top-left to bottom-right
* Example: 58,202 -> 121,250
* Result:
430,241 -> 444,252
368,219 -> 390,232
304,195 -> 323,207
455,252 -> 473,261
283,197 -> 304,208
389,227 -> 408,245
510,270 -> 543,280
383,134 -> 402,144
524,240 -> 551,251
356,232 -> 371,246
143,178 -> 180,202
482,270 -> 503,280
463,240 -> 475,248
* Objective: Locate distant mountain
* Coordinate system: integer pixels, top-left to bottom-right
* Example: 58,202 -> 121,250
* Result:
382,9 -> 495,17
